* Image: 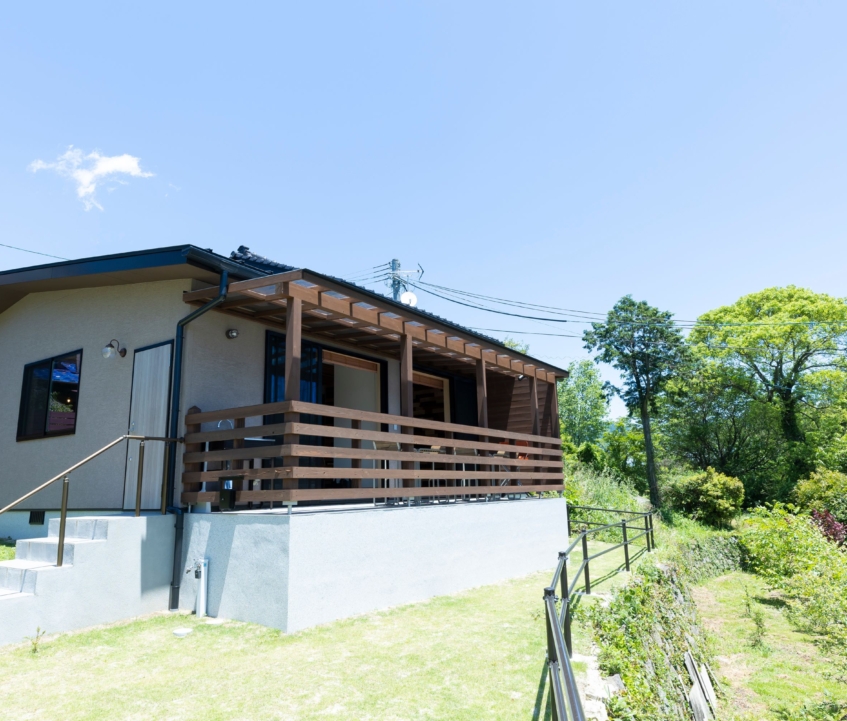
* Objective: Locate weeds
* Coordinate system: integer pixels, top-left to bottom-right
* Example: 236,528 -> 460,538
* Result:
26,627 -> 46,655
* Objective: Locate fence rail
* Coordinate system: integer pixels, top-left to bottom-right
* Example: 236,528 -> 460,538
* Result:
180,400 -> 564,507
0,435 -> 181,567
543,506 -> 657,721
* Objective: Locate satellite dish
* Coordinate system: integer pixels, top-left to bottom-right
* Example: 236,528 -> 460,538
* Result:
400,291 -> 418,307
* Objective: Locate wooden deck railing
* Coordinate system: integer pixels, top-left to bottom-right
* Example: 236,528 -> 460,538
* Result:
180,400 -> 564,506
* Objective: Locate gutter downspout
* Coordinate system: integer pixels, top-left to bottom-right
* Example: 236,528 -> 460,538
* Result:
166,270 -> 228,611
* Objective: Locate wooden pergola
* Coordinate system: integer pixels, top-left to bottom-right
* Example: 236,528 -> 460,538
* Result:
185,268 -> 567,433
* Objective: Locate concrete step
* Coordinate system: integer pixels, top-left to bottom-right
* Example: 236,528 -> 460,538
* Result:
14,537 -> 101,565
0,559 -> 50,593
47,517 -> 109,540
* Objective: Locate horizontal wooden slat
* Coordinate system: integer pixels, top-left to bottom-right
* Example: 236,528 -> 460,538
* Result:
183,467 -> 561,482
413,372 -> 445,389
185,423 -> 563,456
181,485 -> 564,504
322,350 -> 379,373
184,443 -> 563,467
184,400 -> 561,447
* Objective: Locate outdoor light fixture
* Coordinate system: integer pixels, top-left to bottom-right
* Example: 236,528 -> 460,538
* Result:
225,329 -> 239,339
102,339 -> 126,359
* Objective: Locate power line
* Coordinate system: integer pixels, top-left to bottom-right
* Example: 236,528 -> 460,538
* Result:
410,279 -> 847,329
0,242 -> 68,260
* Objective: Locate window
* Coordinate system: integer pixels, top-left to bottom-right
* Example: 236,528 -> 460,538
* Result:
17,350 -> 83,441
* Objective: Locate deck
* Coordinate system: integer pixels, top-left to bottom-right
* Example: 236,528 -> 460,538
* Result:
180,400 -> 564,506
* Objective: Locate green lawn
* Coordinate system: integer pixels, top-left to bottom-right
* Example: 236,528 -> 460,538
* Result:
0,539 -> 642,721
0,537 -> 14,562
692,571 -> 847,719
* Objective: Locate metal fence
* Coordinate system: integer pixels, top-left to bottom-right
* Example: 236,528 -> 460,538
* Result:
543,506 -> 657,721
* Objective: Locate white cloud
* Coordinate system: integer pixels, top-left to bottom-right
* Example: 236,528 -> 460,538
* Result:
29,146 -> 154,211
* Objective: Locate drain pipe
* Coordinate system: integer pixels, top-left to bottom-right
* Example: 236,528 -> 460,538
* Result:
166,270 -> 228,611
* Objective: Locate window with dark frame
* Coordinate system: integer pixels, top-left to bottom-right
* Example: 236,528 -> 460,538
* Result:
17,350 -> 83,441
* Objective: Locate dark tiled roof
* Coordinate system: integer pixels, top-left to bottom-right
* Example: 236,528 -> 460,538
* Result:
229,246 -> 298,274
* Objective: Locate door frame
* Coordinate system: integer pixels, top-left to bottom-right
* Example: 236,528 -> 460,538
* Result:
122,340 -> 174,510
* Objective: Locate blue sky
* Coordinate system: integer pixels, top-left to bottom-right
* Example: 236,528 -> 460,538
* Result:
2,2 -> 847,417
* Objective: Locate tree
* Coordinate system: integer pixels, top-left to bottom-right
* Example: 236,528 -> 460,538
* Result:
602,417 -> 650,495
502,337 -> 530,355
690,286 -> 847,483
557,360 -> 609,445
660,362 -> 787,504
584,296 -> 688,507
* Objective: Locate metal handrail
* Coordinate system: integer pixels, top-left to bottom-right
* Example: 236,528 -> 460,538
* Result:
543,507 -> 658,721
0,434 -> 181,567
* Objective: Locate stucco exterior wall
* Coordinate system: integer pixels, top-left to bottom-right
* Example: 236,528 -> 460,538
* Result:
0,278 -> 405,513
0,280 -> 190,511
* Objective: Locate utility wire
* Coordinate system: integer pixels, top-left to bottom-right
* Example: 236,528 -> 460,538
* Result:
0,242 -> 68,260
411,280 -> 847,329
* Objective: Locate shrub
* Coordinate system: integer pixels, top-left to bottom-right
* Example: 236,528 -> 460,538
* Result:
741,505 -> 847,667
794,468 -> 847,524
576,441 -> 606,472
665,467 -> 744,528
566,466 -> 646,540
811,510 -> 846,546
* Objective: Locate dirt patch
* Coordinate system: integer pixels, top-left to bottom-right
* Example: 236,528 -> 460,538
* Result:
714,653 -> 766,715
690,586 -> 723,634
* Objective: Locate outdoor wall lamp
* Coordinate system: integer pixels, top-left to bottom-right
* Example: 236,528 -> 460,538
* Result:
225,329 -> 239,339
102,339 -> 127,359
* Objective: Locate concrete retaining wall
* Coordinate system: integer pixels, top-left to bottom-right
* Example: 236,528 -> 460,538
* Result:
180,497 -> 568,632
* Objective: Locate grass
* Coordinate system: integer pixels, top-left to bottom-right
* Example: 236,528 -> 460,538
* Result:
0,539 -> 645,721
692,571 -> 847,719
0,537 -> 15,562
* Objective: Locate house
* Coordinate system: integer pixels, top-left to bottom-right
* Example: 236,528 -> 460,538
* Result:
0,245 -> 568,642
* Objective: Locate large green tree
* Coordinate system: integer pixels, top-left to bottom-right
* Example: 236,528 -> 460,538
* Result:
689,286 -> 847,483
661,362 -> 787,504
584,296 -> 688,507
557,359 -> 609,445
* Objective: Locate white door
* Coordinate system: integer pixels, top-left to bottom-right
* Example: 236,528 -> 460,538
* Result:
123,342 -> 172,510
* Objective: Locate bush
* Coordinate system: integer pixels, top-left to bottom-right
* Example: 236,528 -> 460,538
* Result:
811,510 -> 846,546
665,467 -> 744,528
566,466 -> 646,540
741,505 -> 847,667
794,468 -> 847,524
576,441 -> 606,472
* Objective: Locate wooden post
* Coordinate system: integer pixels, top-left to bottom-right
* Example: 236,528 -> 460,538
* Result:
233,418 -> 245,506
529,376 -> 539,436
476,358 -> 489,493
282,296 -> 302,492
400,333 -> 414,489
183,406 -> 204,505
476,358 -> 488,429
400,333 -> 413,419
529,375 -> 540,487
550,377 -> 560,439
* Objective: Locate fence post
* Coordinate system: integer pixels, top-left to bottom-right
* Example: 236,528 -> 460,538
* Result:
544,587 -> 558,664
558,552 -> 573,657
649,513 -> 657,548
565,507 -> 571,538
134,440 -> 146,517
581,532 -> 591,594
56,475 -> 69,567
621,520 -> 630,571
645,514 -> 652,552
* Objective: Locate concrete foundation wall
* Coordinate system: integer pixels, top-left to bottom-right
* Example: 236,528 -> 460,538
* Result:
180,497 -> 568,632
